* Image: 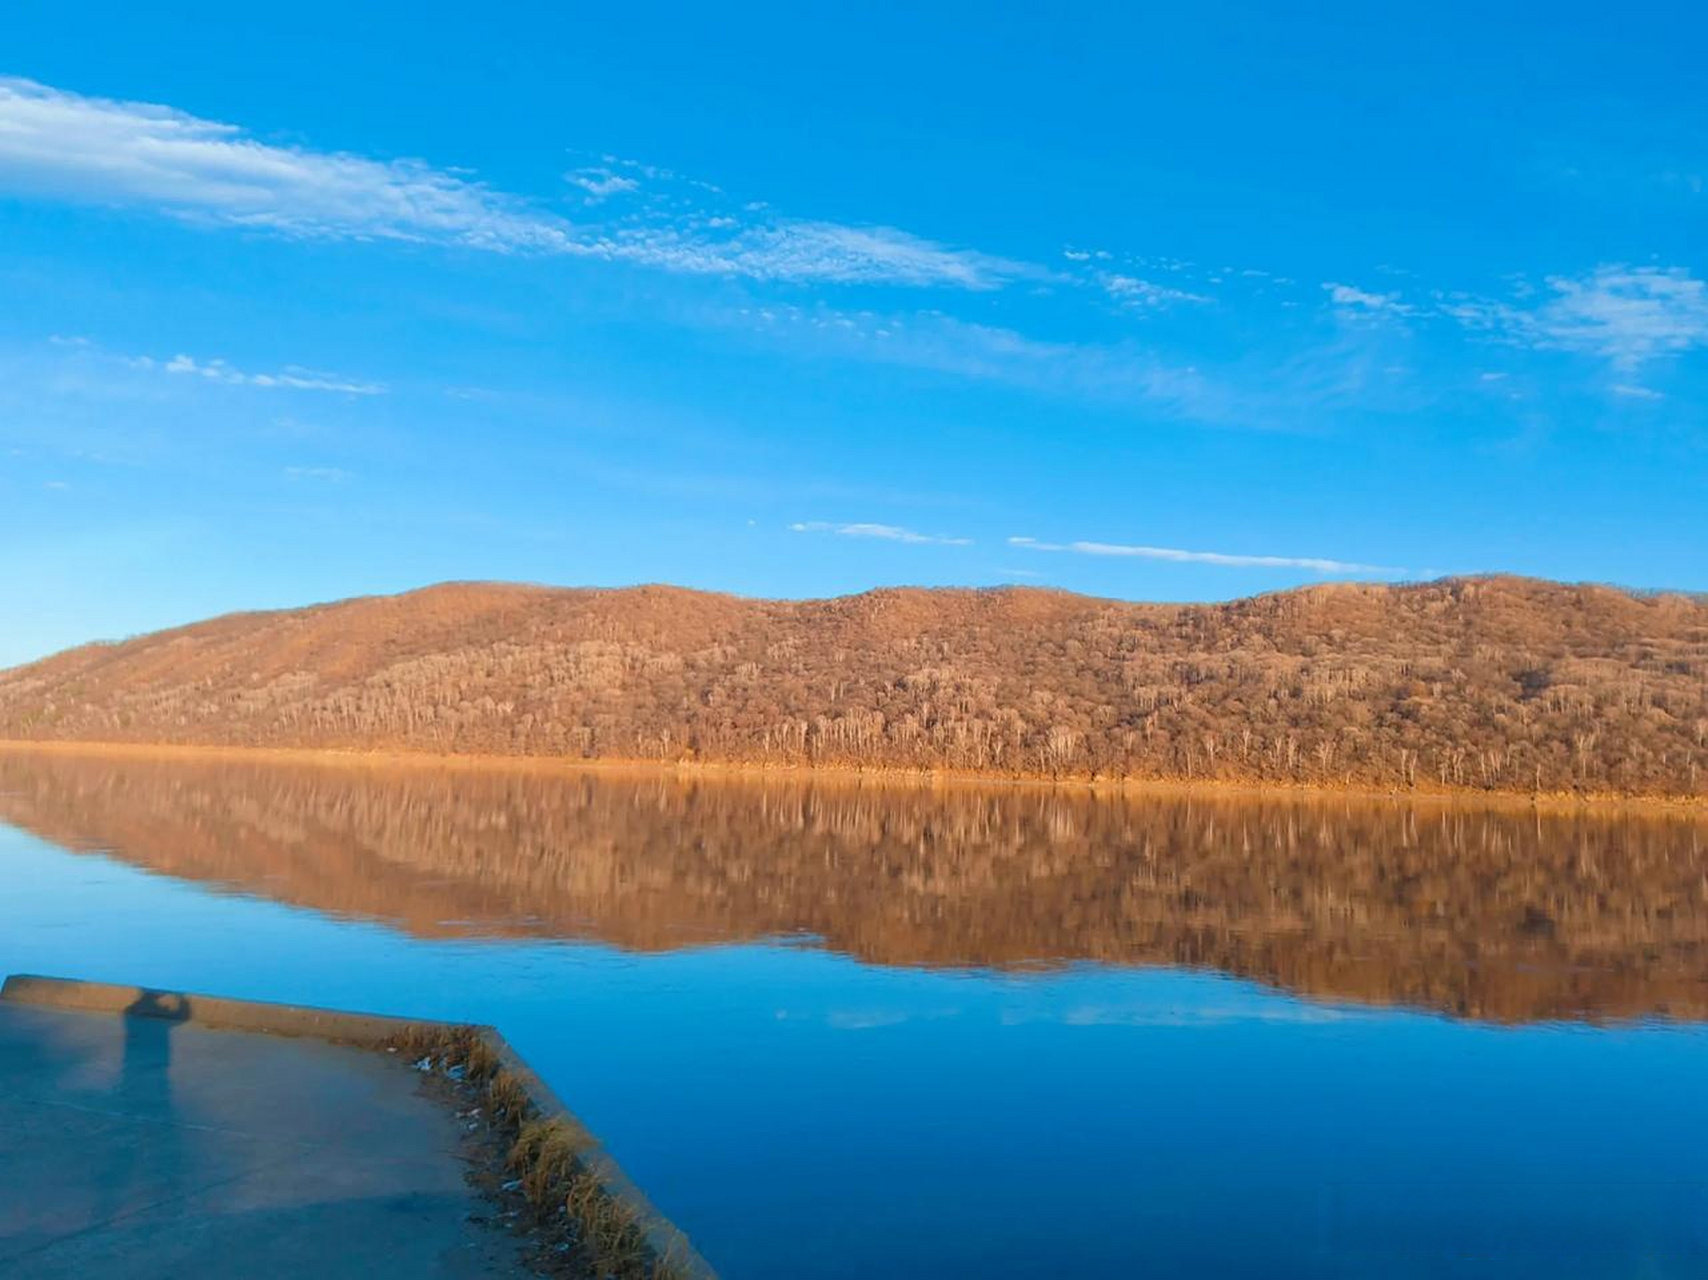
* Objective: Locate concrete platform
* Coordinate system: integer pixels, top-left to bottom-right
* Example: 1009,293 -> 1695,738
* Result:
0,998 -> 528,1279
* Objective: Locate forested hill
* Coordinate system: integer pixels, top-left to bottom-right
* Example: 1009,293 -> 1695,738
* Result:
2,576 -> 1705,797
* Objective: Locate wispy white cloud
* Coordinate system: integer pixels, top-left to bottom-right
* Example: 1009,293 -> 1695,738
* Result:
1532,267 -> 1708,367
1101,273 -> 1209,308
1008,535 -> 1405,575
595,152 -> 723,194
0,77 -> 571,252
1323,281 -> 1410,316
284,465 -> 353,482
791,520 -> 972,546
0,77 -> 1028,290
125,352 -> 386,395
580,220 -> 1027,289
1445,265 -> 1708,368
716,221 -> 1024,289
736,304 -> 1238,424
1658,169 -> 1703,196
566,167 -> 640,202
15,78 -> 1697,426
1609,382 -> 1664,400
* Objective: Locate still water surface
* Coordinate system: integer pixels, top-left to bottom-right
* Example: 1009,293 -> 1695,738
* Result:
1,749 -> 1705,1277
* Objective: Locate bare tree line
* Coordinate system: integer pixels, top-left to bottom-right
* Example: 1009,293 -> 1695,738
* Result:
2,575 -> 1705,797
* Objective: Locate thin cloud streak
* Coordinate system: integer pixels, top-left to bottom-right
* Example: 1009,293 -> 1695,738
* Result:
738,304 -> 1239,425
38,336 -> 387,398
0,77 -> 568,251
0,77 -> 1027,290
1009,536 -> 1406,575
1101,273 -> 1209,308
792,521 -> 973,547
126,352 -> 386,395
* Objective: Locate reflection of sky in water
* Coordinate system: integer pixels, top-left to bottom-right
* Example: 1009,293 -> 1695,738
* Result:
4,824 -> 1706,1278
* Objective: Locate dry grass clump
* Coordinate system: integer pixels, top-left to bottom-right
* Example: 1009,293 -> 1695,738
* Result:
386,1025 -> 689,1280
388,1023 -> 504,1087
486,1068 -> 531,1121
508,1117 -> 685,1280
509,1116 -> 583,1204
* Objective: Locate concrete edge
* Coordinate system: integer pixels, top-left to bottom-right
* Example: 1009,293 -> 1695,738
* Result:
474,1030 -> 714,1277
0,973 -> 451,1045
0,974 -> 719,1280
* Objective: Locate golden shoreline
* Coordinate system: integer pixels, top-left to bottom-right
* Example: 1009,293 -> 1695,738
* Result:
1,738 -> 1704,817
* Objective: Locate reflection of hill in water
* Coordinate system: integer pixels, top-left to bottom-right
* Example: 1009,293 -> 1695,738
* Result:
2,750 -> 1705,1024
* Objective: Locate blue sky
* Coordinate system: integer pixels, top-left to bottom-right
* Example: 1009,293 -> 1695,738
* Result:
1,2 -> 1705,666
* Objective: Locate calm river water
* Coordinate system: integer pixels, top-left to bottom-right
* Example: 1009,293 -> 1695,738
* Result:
1,749 -> 1705,1277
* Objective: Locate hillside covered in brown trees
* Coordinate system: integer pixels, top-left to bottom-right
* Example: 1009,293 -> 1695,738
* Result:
1,576 -> 1705,798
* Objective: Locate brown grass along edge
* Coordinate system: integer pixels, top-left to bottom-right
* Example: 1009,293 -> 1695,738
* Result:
386,1025 -> 696,1280
2,738 -> 1703,815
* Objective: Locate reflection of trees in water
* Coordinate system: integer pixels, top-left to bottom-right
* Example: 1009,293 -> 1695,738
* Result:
2,752 -> 1705,1024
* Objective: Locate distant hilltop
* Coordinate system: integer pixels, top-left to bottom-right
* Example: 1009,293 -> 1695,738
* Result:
1,577 -> 1705,799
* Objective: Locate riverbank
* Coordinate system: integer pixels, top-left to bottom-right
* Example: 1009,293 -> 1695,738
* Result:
1,738 -> 1703,816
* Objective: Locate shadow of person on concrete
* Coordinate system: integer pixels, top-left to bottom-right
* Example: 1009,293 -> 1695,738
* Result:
88,991 -> 193,1232
0,1003 -> 104,1256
